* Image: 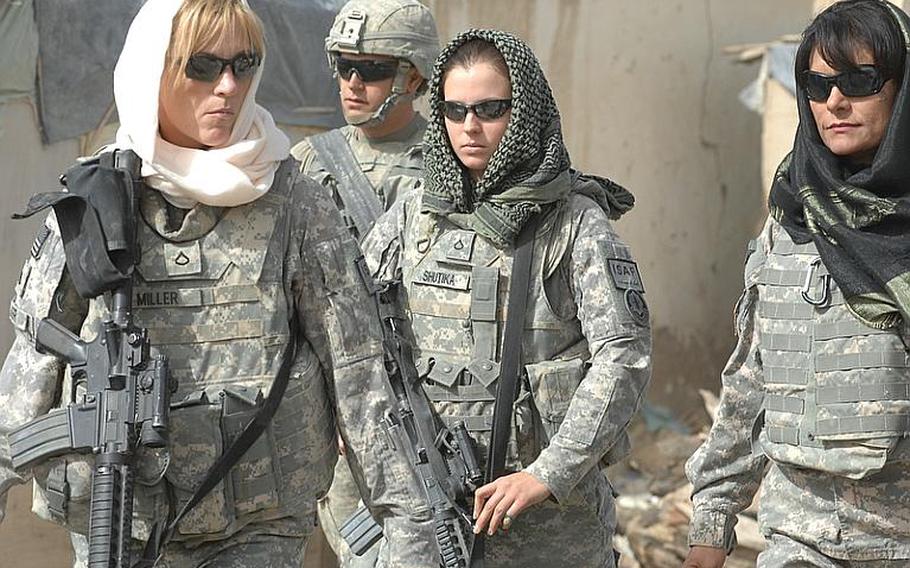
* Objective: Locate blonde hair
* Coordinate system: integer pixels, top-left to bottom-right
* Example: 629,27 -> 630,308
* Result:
163,0 -> 266,86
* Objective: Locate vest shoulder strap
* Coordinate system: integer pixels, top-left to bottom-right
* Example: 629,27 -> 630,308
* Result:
308,129 -> 385,239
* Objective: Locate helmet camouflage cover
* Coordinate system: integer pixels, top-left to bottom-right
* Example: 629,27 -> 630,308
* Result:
325,0 -> 440,83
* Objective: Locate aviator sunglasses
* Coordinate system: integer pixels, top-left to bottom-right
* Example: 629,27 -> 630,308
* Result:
441,99 -> 513,122
802,65 -> 887,102
185,52 -> 261,82
334,56 -> 400,82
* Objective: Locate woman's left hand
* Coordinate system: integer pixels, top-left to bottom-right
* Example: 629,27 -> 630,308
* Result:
472,471 -> 551,536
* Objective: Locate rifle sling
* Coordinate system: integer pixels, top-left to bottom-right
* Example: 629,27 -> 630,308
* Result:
470,217 -> 538,568
308,130 -> 384,239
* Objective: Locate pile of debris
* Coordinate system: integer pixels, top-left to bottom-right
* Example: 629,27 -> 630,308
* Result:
609,390 -> 765,568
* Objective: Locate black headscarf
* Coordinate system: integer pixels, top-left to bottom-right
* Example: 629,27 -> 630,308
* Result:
421,29 -> 633,247
768,0 -> 910,329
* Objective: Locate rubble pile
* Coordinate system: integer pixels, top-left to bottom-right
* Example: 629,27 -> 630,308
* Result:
608,390 -> 765,568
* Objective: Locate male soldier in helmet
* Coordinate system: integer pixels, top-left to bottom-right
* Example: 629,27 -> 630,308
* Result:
290,1 -> 439,566
291,0 -> 439,242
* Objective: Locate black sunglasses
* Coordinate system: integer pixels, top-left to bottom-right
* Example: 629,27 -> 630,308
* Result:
803,65 -> 886,102
441,99 -> 513,122
334,56 -> 399,82
185,52 -> 261,82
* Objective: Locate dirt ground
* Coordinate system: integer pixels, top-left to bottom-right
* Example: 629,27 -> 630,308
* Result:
0,484 -> 72,567
0,483 -> 337,568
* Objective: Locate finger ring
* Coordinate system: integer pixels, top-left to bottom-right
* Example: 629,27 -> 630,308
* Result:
502,514 -> 513,530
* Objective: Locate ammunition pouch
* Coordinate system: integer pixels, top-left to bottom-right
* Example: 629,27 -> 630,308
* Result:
32,457 -> 93,532
164,387 -> 281,537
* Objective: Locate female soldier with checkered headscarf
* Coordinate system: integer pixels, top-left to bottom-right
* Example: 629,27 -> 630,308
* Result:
363,29 -> 651,567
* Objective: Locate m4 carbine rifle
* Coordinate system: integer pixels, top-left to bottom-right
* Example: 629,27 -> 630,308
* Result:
342,276 -> 482,568
8,150 -> 174,568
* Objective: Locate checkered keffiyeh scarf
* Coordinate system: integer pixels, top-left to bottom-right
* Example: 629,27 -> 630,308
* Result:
420,29 -> 575,246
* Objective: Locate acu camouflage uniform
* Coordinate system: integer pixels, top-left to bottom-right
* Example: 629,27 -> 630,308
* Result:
686,217 -> 910,565
291,118 -> 426,568
291,2 -> 437,563
362,185 -> 652,568
0,157 -> 434,568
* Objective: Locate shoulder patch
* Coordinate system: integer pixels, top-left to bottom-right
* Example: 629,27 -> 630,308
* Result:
31,225 -> 52,259
607,259 -> 645,293
623,289 -> 650,326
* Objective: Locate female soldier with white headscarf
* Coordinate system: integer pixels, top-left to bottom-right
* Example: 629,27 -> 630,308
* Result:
0,1 -> 432,566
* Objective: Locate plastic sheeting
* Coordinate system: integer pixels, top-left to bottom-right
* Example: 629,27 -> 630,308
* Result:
0,0 -> 39,103
739,42 -> 798,114
30,0 -> 345,144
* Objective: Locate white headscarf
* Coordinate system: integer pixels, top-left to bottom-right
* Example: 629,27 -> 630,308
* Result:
113,0 -> 290,208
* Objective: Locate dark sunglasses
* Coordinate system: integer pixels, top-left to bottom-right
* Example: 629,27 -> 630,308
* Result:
441,99 -> 513,122
334,56 -> 399,82
185,52 -> 261,82
803,65 -> 886,102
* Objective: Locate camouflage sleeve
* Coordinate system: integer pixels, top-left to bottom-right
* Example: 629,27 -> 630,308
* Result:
0,214 -> 87,524
524,197 -> 652,503
684,220 -> 771,551
291,177 -> 435,568
361,189 -> 417,280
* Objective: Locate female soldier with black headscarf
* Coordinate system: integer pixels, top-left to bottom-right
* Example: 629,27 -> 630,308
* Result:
363,29 -> 651,567
684,1 -> 910,566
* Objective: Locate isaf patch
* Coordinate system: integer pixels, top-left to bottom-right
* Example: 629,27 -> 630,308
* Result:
601,248 -> 648,325
607,259 -> 645,293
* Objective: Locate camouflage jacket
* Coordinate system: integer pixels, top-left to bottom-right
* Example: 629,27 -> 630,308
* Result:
362,187 -> 652,505
686,217 -> 910,560
0,158 -> 434,567
291,116 -> 425,241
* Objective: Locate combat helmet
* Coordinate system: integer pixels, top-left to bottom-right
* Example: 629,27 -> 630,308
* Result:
326,0 -> 440,127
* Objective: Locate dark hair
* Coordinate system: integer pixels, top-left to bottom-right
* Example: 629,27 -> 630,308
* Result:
796,0 -> 906,89
442,39 -> 509,80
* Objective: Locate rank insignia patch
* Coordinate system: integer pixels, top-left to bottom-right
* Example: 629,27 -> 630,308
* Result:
444,230 -> 476,263
164,241 -> 202,276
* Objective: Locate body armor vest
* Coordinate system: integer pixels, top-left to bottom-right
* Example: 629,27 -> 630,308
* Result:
399,209 -> 630,471
756,223 -> 910,478
41,161 -> 335,540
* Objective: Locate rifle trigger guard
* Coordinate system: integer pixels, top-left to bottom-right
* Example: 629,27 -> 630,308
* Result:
801,257 -> 831,307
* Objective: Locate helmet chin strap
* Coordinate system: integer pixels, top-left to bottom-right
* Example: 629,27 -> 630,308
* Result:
344,60 -> 416,128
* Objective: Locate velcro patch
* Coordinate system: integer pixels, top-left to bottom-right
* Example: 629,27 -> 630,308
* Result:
414,269 -> 470,290
164,241 -> 202,277
445,231 -> 476,263
31,225 -> 52,259
608,259 -> 645,292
